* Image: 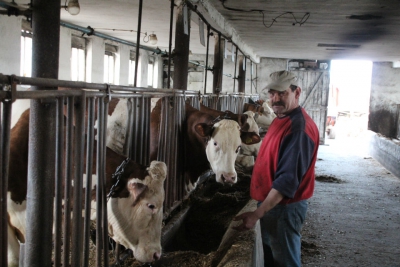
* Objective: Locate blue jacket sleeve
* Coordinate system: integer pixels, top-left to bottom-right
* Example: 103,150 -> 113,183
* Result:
272,130 -> 315,198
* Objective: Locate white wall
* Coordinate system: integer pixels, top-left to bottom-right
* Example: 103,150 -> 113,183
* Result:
117,44 -> 130,85
0,16 -> 21,75
59,27 -> 72,80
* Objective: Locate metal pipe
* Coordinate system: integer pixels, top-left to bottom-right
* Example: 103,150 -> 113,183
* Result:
54,97 -> 65,267
204,25 -> 211,95
233,46 -> 238,92
167,0 -> 174,88
63,97 -> 74,266
0,100 -> 12,267
102,99 -> 110,267
0,73 -> 198,98
60,21 -> 164,56
96,99 -> 105,267
71,93 -> 86,266
134,0 -> 143,87
83,97 -> 95,267
0,74 -> 199,96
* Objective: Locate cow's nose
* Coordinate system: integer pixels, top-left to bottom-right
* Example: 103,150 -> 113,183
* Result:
153,252 -> 161,261
222,173 -> 236,183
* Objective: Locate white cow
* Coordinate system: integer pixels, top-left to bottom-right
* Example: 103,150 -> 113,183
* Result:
253,101 -> 276,134
7,109 -> 167,266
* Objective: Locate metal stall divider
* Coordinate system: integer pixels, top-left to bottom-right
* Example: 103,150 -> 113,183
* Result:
0,88 -> 12,267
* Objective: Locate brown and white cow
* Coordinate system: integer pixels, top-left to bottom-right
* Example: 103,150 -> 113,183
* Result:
150,100 -> 260,192
243,100 -> 276,134
199,103 -> 261,168
7,109 -> 167,266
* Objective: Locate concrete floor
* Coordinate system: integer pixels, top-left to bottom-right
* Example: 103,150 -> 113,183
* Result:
302,132 -> 400,266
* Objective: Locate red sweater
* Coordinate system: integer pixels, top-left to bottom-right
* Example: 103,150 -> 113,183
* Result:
250,106 -> 319,204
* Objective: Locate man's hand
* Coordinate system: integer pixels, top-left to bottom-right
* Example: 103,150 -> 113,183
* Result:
232,211 -> 259,232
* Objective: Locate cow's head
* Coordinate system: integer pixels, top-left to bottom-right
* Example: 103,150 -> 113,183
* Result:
195,119 -> 260,184
107,160 -> 167,263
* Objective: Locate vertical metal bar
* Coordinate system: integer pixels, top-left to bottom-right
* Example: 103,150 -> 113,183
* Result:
83,97 -> 95,267
63,96 -> 74,266
167,0 -> 174,89
102,98 -> 110,267
138,96 -> 145,164
134,0 -> 143,88
204,25 -> 211,95
134,98 -> 140,162
54,97 -> 65,267
171,96 -> 177,204
71,92 -> 86,267
143,97 -> 150,166
0,100 -> 12,267
233,46 -> 238,93
96,98 -> 104,267
250,61 -> 253,94
125,98 -> 134,158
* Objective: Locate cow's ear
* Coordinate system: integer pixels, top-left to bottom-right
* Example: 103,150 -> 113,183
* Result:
238,114 -> 248,127
194,123 -> 213,137
127,180 -> 147,200
148,161 -> 167,182
240,131 -> 261,145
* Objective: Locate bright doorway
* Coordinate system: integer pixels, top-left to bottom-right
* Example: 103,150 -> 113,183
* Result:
326,60 -> 373,140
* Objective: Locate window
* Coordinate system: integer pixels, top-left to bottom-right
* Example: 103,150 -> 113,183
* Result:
20,30 -> 32,77
71,35 -> 86,81
104,44 -> 117,84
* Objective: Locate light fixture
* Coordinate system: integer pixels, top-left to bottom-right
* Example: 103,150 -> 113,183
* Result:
62,0 -> 80,15
143,32 -> 157,45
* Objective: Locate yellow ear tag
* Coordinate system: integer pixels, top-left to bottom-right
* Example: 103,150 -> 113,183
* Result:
245,137 -> 252,144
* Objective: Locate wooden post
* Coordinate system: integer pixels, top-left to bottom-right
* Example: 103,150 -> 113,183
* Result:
238,55 -> 246,93
213,34 -> 224,94
173,4 -> 191,90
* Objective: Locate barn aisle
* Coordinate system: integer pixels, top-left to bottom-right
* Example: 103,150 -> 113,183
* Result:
302,132 -> 400,267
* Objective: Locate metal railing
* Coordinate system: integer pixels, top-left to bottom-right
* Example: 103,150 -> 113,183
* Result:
0,73 -> 258,266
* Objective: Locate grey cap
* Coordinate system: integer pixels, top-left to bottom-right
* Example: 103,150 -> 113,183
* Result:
266,70 -> 298,92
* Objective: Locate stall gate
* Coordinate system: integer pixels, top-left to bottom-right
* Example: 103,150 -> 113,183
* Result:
0,74 -> 257,267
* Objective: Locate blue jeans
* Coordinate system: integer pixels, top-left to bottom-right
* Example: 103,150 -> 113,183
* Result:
258,200 -> 308,267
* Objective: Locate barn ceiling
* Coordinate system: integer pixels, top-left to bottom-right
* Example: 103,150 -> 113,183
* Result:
3,0 -> 400,63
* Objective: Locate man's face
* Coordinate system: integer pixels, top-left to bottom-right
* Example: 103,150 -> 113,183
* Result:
268,86 -> 301,117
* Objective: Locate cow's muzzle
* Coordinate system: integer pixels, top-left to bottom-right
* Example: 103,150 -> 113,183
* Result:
221,173 -> 236,184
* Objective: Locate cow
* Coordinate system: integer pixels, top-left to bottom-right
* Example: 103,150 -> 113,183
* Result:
199,103 -> 262,158
243,100 -> 276,135
150,100 -> 260,192
6,109 -> 167,266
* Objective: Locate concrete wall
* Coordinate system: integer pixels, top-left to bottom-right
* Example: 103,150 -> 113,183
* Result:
368,131 -> 400,179
0,16 -> 22,75
369,62 -> 400,138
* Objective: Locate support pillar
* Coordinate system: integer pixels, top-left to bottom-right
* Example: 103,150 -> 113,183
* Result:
213,34 -> 224,94
173,3 -> 191,90
238,55 -> 246,93
25,0 -> 59,266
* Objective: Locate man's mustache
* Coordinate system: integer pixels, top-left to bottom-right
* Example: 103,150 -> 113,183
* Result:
272,101 -> 284,106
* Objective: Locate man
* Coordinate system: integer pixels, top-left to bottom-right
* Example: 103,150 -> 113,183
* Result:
233,70 -> 320,267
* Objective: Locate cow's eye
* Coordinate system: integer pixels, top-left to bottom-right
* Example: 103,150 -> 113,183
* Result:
147,203 -> 156,210
236,146 -> 241,153
214,142 -> 218,146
